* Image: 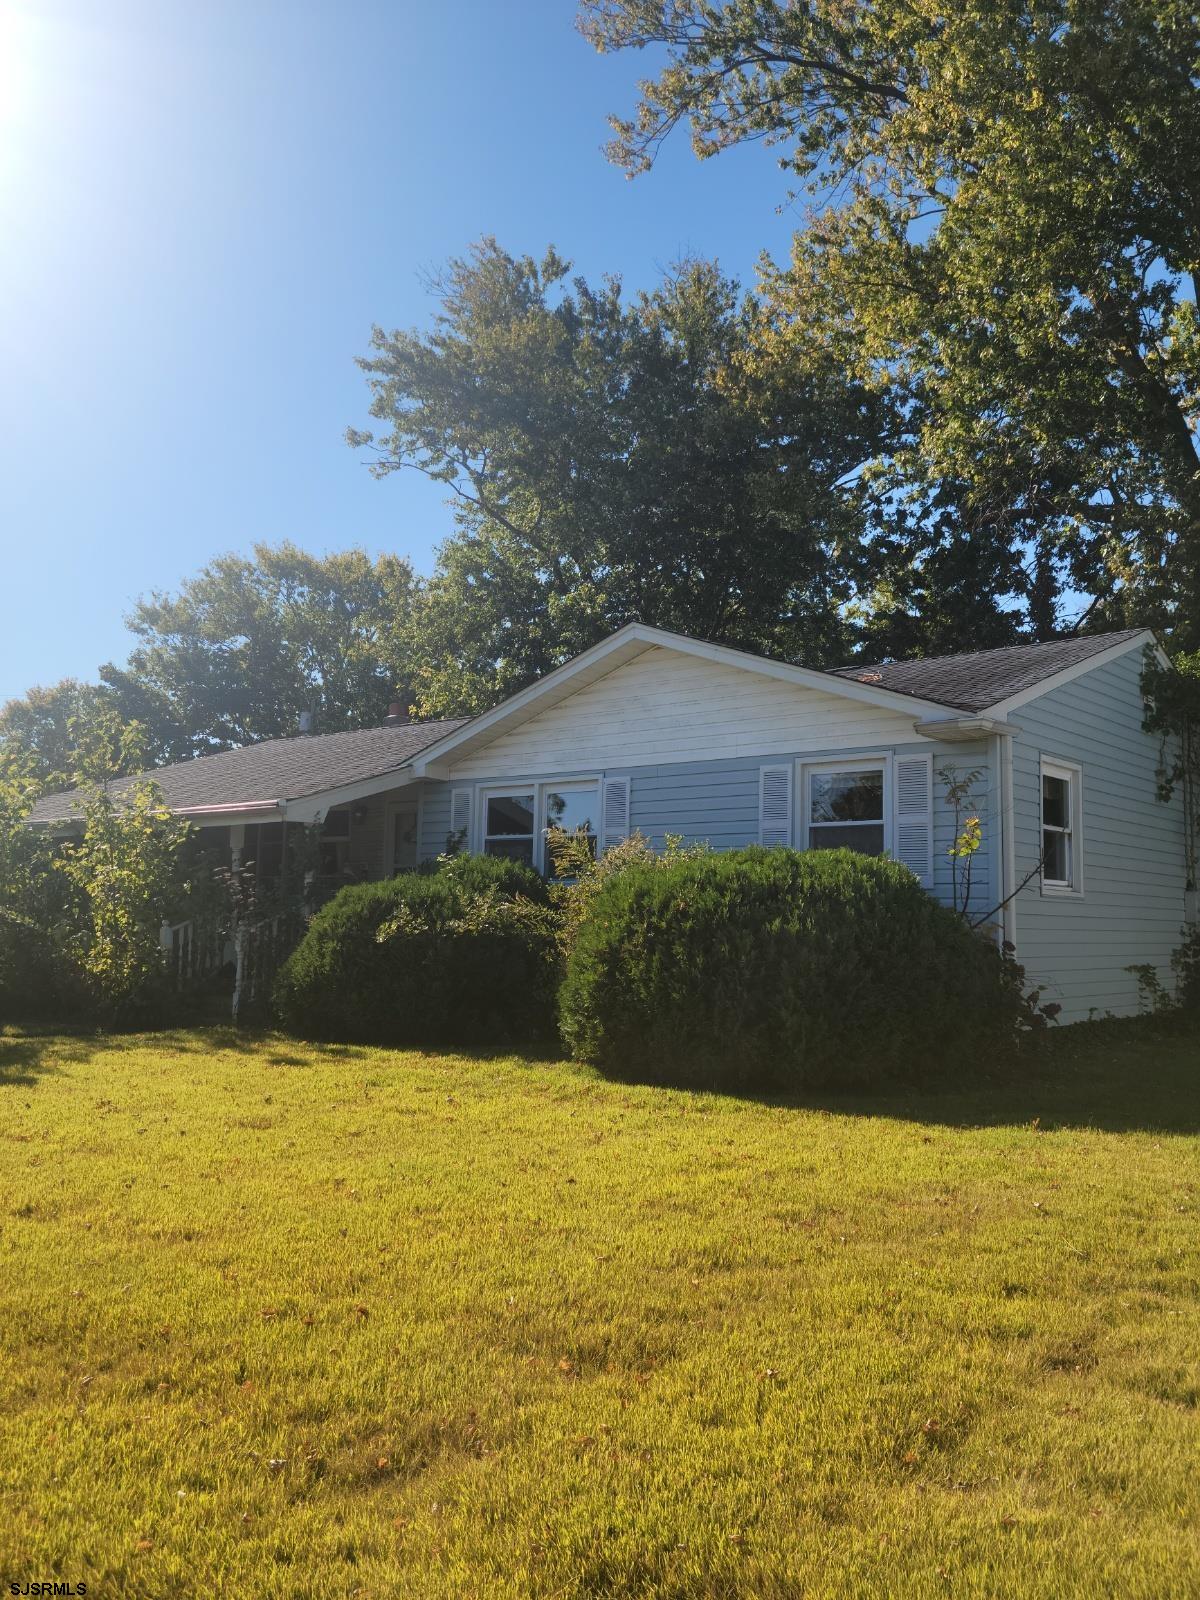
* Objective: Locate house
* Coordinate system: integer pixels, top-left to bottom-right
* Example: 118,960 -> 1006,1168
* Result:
29,623 -> 1192,1022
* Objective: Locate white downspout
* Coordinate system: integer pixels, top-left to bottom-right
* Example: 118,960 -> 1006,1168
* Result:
996,732 -> 1018,952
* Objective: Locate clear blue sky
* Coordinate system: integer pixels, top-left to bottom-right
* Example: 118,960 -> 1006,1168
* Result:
0,0 -> 798,705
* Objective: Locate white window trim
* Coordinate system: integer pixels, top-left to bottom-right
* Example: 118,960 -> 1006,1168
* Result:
1039,755 -> 1084,897
478,785 -> 540,867
470,776 -> 602,873
797,754 -> 892,856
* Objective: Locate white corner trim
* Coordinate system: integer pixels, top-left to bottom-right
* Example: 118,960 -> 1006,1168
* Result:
995,732 -> 1017,952
982,631 -> 1155,716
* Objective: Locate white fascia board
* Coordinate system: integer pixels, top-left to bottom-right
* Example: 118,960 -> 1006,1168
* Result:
913,715 -> 1020,743
411,622 -> 954,774
282,767 -> 422,825
175,801 -> 285,827
981,631 -> 1157,716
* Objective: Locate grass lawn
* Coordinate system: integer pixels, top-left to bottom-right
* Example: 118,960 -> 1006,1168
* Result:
1,1027 -> 1198,1598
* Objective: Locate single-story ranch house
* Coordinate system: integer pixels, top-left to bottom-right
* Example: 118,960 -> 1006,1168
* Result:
30,623 -> 1193,1022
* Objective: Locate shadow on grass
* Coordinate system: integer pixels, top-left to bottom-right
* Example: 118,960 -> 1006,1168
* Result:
580,1016 -> 1200,1136
0,1030 -> 98,1087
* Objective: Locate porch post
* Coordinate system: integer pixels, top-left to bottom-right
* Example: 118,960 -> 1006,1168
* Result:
229,823 -> 246,874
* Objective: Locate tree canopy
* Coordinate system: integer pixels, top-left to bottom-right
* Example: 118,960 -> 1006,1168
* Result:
0,544 -> 417,783
581,0 -> 1200,645
351,240 -> 886,714
98,542 -> 416,762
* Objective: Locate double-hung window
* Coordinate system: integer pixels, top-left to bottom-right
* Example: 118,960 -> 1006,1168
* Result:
1041,759 -> 1082,892
806,763 -> 886,857
482,792 -> 537,864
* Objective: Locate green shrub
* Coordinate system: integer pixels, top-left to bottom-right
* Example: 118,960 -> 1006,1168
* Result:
1172,922 -> 1200,1013
423,850 -> 551,903
559,846 -> 1026,1091
274,870 -> 560,1048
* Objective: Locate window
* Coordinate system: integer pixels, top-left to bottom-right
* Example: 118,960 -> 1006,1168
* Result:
1041,759 -> 1082,892
807,765 -> 885,856
544,785 -> 598,875
483,792 -> 536,864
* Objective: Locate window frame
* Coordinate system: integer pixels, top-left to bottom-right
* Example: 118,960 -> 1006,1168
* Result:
479,787 -> 539,867
799,755 -> 892,858
474,777 -> 603,873
542,781 -> 600,877
1039,756 -> 1084,896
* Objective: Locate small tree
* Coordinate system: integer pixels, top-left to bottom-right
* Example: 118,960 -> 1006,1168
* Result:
0,749 -> 69,1018
56,713 -> 190,1022
938,765 -> 985,920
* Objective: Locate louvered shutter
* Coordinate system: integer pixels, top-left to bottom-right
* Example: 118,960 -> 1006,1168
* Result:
894,755 -> 933,886
600,775 -> 631,855
758,765 -> 793,847
449,787 -> 473,853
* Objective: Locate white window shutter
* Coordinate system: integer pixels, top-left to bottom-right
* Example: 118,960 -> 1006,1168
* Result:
600,775 -> 631,855
758,765 -> 793,847
449,787 -> 473,852
894,755 -> 933,886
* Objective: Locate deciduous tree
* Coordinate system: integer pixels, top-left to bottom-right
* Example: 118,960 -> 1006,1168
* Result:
352,240 -> 881,714
582,0 -> 1200,642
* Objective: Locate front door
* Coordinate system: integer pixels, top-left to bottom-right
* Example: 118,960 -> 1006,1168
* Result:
388,802 -> 420,875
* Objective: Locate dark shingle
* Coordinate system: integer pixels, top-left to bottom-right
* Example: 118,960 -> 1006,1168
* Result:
825,630 -> 1148,713
28,719 -> 466,824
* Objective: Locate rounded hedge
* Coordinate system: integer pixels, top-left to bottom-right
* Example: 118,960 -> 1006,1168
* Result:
274,865 -> 558,1048
419,850 -> 551,903
558,846 -> 1025,1090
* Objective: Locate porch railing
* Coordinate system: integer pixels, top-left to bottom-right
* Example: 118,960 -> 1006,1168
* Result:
159,917 -> 230,989
160,906 -> 308,1022
232,909 -> 308,1022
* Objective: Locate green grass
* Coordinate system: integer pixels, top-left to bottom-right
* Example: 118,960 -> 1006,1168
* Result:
1,1026 -> 1198,1599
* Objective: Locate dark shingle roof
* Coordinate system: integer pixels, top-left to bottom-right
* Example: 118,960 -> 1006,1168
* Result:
28,719 -> 466,824
825,629 -> 1148,713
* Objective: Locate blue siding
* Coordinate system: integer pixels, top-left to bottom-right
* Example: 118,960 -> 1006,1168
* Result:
1009,647 -> 1187,1021
417,739 -> 994,916
418,782 -> 452,862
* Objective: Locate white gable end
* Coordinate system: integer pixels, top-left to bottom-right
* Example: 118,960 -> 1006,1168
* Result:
447,646 -> 925,778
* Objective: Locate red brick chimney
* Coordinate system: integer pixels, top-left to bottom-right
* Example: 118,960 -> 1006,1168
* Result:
385,702 -> 409,725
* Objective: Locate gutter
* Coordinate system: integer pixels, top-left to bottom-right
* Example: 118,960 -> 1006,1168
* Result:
173,800 -> 284,819
913,714 -> 1019,743
994,732 -> 1018,953
28,798 -> 285,830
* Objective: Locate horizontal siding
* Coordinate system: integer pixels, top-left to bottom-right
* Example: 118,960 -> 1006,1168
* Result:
1010,647 -> 1186,1022
418,783 -> 452,863
418,740 -> 994,916
447,646 -> 927,775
